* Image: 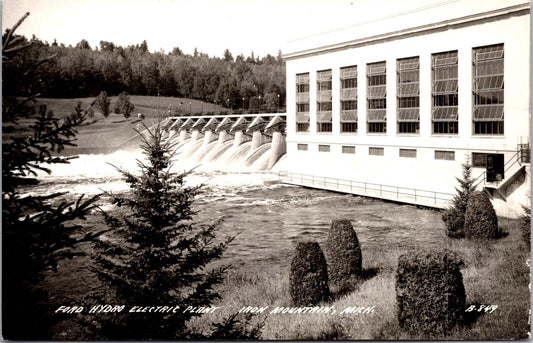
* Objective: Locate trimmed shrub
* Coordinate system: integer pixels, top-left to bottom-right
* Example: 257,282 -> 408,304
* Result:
442,208 -> 465,238
325,219 -> 362,284
396,249 -> 465,336
289,241 -> 330,306
463,191 -> 498,239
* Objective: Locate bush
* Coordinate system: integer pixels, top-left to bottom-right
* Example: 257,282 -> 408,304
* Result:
396,249 -> 465,336
442,208 -> 465,238
463,191 -> 498,239
325,219 -> 362,284
114,91 -> 135,118
442,159 -> 474,237
289,241 -> 330,306
95,91 -> 111,117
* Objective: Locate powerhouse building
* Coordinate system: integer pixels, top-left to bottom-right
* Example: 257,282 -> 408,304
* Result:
281,0 -> 530,217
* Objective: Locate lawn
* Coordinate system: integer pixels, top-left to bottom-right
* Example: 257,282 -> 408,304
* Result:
34,96 -> 227,154
185,217 -> 530,340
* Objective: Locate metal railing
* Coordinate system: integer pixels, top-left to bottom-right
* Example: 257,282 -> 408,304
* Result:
518,143 -> 531,164
278,171 -> 454,207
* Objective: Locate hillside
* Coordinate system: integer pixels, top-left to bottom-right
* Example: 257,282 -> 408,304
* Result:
36,96 -> 226,155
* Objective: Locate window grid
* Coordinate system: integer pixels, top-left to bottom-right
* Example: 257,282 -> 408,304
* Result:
435,150 -> 455,160
367,62 -> 386,133
369,147 -> 384,156
340,66 -> 358,133
472,153 -> 487,167
317,70 -> 332,133
296,73 -> 310,132
432,50 -> 458,134
297,144 -> 308,151
342,146 -> 356,154
473,44 -> 504,135
318,144 -> 331,152
399,148 -> 417,158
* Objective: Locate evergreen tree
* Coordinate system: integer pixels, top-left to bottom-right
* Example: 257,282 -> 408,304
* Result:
223,48 -> 233,62
442,157 -> 474,237
113,91 -> 135,118
90,123 -> 256,339
2,13 -> 100,339
95,90 -> 111,117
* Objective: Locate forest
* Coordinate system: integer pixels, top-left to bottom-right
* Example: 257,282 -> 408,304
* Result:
2,35 -> 286,111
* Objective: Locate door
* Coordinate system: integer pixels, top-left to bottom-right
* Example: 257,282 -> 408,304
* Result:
486,153 -> 504,182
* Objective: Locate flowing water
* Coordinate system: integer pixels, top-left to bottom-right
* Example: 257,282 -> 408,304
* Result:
26,147 -> 446,272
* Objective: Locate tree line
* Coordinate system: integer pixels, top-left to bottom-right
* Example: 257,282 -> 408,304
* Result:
3,35 -> 286,110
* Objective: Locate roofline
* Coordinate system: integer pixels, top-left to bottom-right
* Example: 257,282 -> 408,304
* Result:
282,3 -> 530,61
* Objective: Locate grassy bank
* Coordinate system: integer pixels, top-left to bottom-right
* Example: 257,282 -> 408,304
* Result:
32,96 -> 227,154
185,218 -> 530,340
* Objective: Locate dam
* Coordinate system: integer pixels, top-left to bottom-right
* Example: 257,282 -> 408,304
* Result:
163,113 -> 287,171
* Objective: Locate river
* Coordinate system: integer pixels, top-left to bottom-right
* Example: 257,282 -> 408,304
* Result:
26,149 -> 447,272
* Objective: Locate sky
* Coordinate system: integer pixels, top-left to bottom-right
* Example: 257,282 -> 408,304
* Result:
2,0 -> 481,58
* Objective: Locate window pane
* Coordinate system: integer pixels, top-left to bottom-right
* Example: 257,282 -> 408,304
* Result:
317,111 -> 332,122
434,67 -> 458,80
317,122 -> 332,132
399,149 -> 417,158
341,122 -> 358,133
472,153 -> 487,167
369,147 -> 384,156
475,60 -> 504,76
435,150 -> 455,160
434,80 -> 458,93
318,102 -> 332,111
296,112 -> 310,123
340,110 -> 358,122
367,109 -> 387,122
399,70 -> 419,83
342,146 -> 356,154
340,66 -> 357,79
318,81 -> 332,90
432,107 -> 458,121
341,100 -> 357,111
473,105 -> 504,120
433,94 -> 458,107
318,145 -> 330,152
368,99 -> 386,109
297,103 -> 310,113
398,83 -> 419,96
368,122 -> 386,133
368,85 -> 386,98
398,108 -> 420,121
317,70 -> 332,81
341,78 -> 357,88
398,97 -> 420,108
474,90 -> 504,105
